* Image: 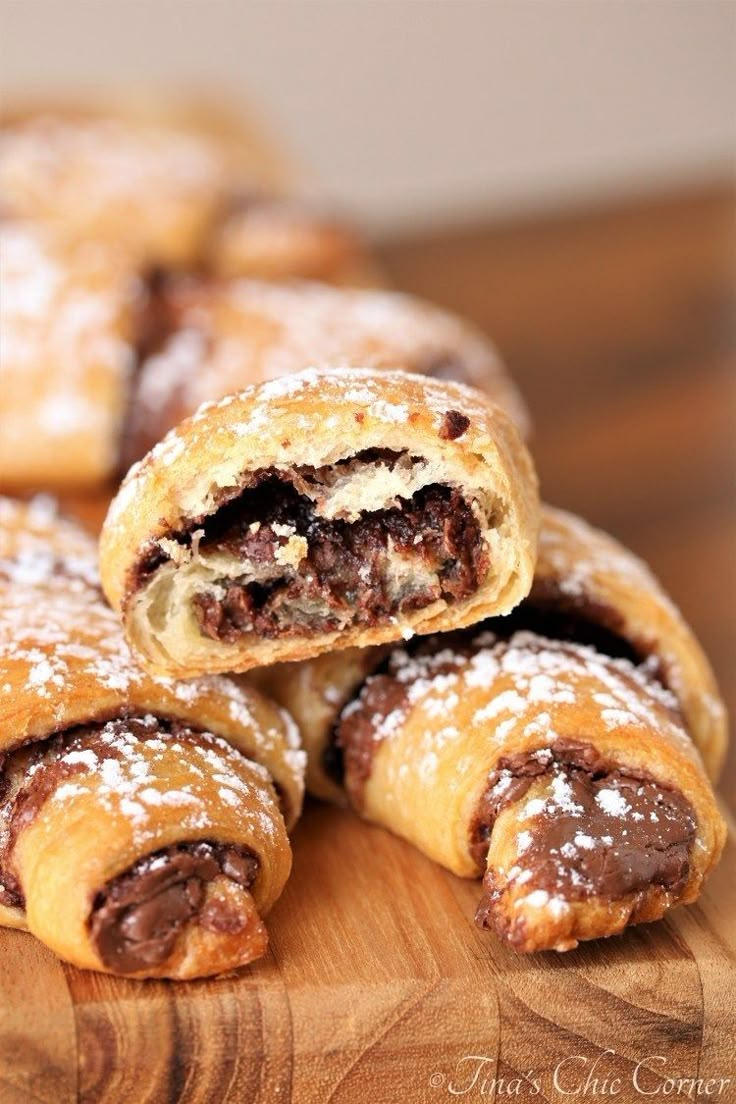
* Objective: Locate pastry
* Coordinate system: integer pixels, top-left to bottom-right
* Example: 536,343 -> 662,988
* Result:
101,367 -> 539,677
263,505 -> 727,798
526,507 -> 727,780
0,222 -> 139,489
206,194 -> 380,285
0,110 -> 233,268
125,277 -> 530,462
0,497 -> 304,978
257,506 -> 727,949
0,107 -> 375,280
335,629 -> 725,952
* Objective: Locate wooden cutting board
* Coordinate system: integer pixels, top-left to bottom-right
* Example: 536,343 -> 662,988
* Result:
1,802 -> 735,1104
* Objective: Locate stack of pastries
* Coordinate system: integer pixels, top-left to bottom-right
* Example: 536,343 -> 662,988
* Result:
0,100 -> 727,978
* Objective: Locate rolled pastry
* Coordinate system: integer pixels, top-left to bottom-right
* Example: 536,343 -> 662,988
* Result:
101,367 -> 539,677
124,277 -> 530,462
335,630 -> 725,952
0,222 -> 138,489
529,507 -> 727,780
0,497 -> 304,978
259,506 -> 727,949
0,110 -> 232,268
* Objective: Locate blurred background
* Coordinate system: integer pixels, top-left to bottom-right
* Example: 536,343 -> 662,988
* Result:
3,0 -> 736,797
2,1 -> 735,231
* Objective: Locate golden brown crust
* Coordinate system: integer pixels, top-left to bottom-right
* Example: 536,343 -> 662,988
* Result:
0,110 -> 233,269
0,497 -> 305,978
534,506 -> 727,779
258,504 -> 727,950
248,646 -> 389,804
101,367 -> 539,677
126,278 -> 530,462
0,223 -> 138,489
0,92 -> 291,189
0,102 -> 376,281
342,633 -> 726,951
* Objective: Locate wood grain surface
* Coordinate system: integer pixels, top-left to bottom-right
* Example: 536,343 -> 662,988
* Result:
1,803 -> 734,1103
1,184 -> 734,1103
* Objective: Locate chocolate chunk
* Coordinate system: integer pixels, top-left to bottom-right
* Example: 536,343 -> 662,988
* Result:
220,847 -> 259,887
90,841 -> 259,973
439,410 -> 470,440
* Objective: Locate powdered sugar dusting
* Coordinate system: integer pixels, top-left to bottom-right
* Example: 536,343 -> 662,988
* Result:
0,498 -> 305,814
348,625 -> 696,828
131,279 -> 529,448
0,223 -> 137,480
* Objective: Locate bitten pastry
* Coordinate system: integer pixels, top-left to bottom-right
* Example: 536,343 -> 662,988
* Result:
101,367 -> 539,677
0,222 -> 139,489
125,278 -> 530,462
0,497 -> 304,979
259,507 -> 726,950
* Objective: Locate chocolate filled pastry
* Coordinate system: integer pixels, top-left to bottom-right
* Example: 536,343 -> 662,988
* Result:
258,507 -> 726,949
0,497 -> 304,979
0,222 -> 139,489
101,368 -> 539,678
124,278 -> 530,463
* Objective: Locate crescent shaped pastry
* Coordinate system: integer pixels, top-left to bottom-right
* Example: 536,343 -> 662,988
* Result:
528,506 -> 727,780
101,367 -> 539,677
205,195 -> 380,286
125,277 -> 530,462
0,498 -> 304,979
335,631 -> 725,952
0,108 -> 375,279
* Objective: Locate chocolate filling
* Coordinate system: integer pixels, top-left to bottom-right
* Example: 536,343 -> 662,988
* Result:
159,455 -> 488,642
121,269 -> 211,467
89,840 -> 259,974
0,715 -> 261,926
334,630 -> 696,928
0,751 -> 23,910
335,663 -> 415,805
439,410 -> 470,441
473,741 -> 696,938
